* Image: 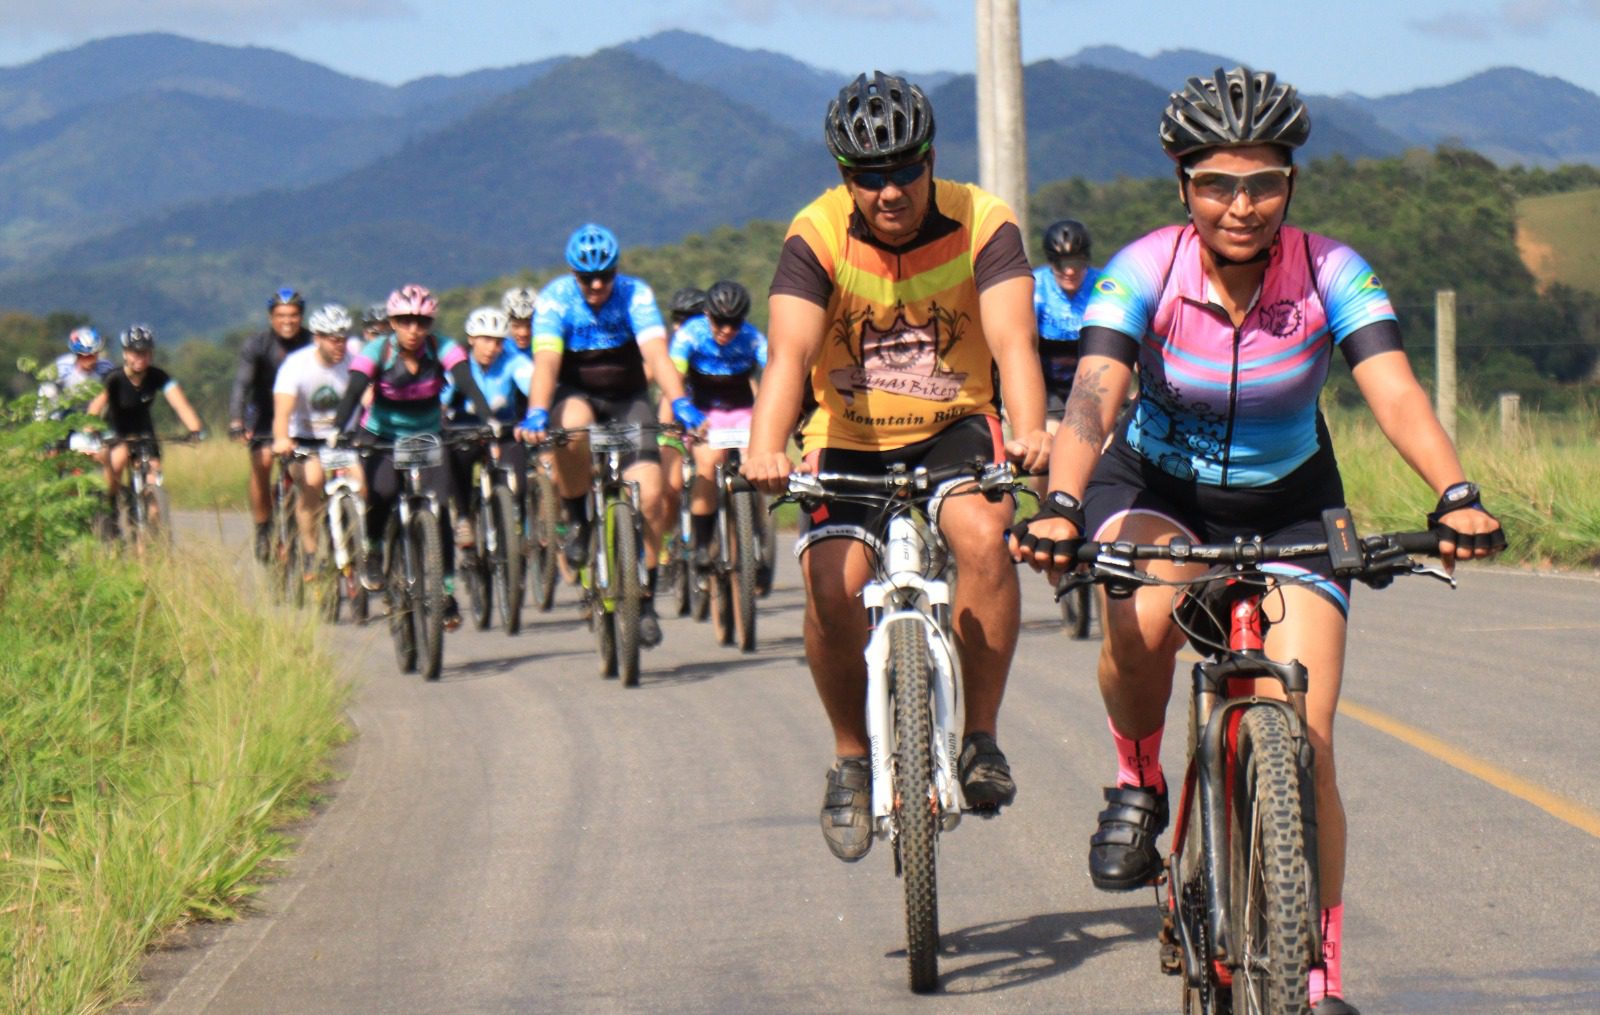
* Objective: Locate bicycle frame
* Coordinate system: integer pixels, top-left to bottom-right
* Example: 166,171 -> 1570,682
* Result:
583,424 -> 643,605
318,446 -> 365,571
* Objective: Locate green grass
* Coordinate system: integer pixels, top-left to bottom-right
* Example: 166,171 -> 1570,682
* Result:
162,439 -> 252,512
1516,187 -> 1600,295
1330,399 -> 1600,568
0,544 -> 347,1013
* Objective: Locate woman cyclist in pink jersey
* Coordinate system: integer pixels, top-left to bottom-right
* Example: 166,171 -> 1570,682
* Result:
1010,67 -> 1505,1014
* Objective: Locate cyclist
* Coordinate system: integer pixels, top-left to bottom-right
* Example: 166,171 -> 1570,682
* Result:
85,326 -> 206,527
658,286 -> 708,577
515,223 -> 704,649
671,280 -> 767,570
361,303 -> 390,341
740,72 -> 1051,862
40,326 -> 115,418
271,304 -> 363,580
330,285 -> 495,631
1034,219 -> 1101,432
230,288 -> 312,563
443,306 -> 534,561
502,287 -> 538,358
1008,67 -> 1505,1015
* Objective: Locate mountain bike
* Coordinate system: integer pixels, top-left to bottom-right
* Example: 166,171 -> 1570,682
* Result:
693,424 -> 764,652
92,431 -> 198,554
314,443 -> 368,624
270,451 -> 305,606
452,428 -> 524,635
776,458 -> 1031,993
1055,511 -> 1450,1013
1060,575 -> 1094,639
660,432 -> 696,618
522,451 -> 561,613
547,422 -> 674,688
369,433 -> 451,681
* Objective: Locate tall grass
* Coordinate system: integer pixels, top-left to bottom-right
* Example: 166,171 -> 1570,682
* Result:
1330,398 -> 1600,567
162,438 -> 252,512
0,544 -> 347,1013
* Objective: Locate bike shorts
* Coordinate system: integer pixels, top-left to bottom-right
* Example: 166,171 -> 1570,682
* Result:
1044,383 -> 1072,421
551,385 -> 660,466
1083,432 -> 1353,615
796,414 -> 1005,559
703,407 -> 753,435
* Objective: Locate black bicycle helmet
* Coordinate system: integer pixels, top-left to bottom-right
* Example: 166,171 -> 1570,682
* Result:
362,302 -> 389,327
825,72 -> 935,168
1043,220 -> 1092,263
669,286 -> 707,322
704,280 -> 751,322
119,325 -> 155,351
1159,66 -> 1310,162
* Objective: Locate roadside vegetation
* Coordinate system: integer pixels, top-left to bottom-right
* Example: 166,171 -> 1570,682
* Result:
0,396 -> 347,1013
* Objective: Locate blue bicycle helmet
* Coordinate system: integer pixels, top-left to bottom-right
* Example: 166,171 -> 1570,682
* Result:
268,286 -> 305,310
67,326 -> 102,355
565,224 -> 620,273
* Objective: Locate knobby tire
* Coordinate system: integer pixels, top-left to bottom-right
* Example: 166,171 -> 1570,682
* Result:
613,502 -> 642,687
386,521 -> 416,673
731,490 -> 758,652
491,485 -> 523,634
890,620 -> 939,993
412,508 -> 446,681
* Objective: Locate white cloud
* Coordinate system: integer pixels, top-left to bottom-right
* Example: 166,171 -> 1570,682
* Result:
8,0 -> 412,39
1411,0 -> 1600,38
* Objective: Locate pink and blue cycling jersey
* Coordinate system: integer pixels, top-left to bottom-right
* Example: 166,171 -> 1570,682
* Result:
1083,224 -> 1399,487
348,334 -> 468,438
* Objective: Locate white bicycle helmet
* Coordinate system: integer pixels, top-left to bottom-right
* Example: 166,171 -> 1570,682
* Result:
464,306 -> 510,338
307,304 -> 353,336
501,287 -> 537,320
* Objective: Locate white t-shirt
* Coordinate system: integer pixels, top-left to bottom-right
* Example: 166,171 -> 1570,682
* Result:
272,339 -> 361,440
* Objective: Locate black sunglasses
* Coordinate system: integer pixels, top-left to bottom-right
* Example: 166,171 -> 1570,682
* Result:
709,315 -> 744,330
847,159 -> 929,192
390,314 -> 433,328
575,269 -> 617,286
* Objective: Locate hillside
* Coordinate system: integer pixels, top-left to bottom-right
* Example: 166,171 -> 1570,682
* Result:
1517,187 -> 1600,295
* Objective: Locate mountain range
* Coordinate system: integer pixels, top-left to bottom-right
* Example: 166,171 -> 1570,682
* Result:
1,31 -> 1597,338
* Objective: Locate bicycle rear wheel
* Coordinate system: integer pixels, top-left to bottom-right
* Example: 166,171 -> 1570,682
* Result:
889,620 -> 939,993
411,508 -> 446,681
385,521 -> 417,673
464,500 -> 493,631
491,485 -> 523,634
1228,706 -> 1314,1014
612,501 -> 642,687
731,490 -> 759,652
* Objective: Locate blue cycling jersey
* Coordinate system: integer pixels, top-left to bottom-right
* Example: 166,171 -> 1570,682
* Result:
532,274 -> 666,400
669,317 -> 768,410
1033,264 -> 1101,386
444,347 -> 534,425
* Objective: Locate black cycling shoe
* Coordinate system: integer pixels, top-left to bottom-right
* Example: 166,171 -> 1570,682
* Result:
443,595 -> 462,632
959,732 -> 1016,813
820,757 -> 873,862
638,599 -> 662,648
1312,997 -> 1361,1014
361,548 -> 386,591
563,522 -> 591,569
1089,784 -> 1169,891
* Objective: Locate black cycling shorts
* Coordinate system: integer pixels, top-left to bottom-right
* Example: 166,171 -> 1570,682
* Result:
796,414 -> 1004,557
1083,430 -> 1354,615
551,385 -> 661,466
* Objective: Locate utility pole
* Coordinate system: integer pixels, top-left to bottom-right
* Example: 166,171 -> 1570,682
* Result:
975,0 -> 1029,238
1436,289 -> 1457,441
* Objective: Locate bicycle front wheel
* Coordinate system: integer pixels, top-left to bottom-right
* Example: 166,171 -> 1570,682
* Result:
1228,705 -> 1314,1014
1061,582 -> 1091,640
731,490 -> 758,653
611,501 -> 642,688
889,620 -> 939,993
465,500 -> 493,631
491,485 -> 523,634
146,484 -> 174,552
589,521 -> 617,677
528,471 -> 560,611
385,521 -> 416,673
411,508 -> 446,681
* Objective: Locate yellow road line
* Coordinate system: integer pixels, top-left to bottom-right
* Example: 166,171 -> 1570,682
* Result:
1336,700 -> 1600,840
1174,650 -> 1600,839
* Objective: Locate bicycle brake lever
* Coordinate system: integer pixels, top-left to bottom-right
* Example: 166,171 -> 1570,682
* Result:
1409,563 -> 1458,588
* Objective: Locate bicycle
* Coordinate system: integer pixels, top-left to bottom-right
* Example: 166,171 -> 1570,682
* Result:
450,428 -> 525,635
365,433 -> 451,681
90,431 -> 198,553
521,451 -> 562,613
313,443 -> 369,624
692,424 -> 765,652
775,458 -> 1031,993
270,450 -> 307,606
1054,511 -> 1450,1013
659,433 -> 696,618
1060,574 -> 1094,639
543,422 -> 674,688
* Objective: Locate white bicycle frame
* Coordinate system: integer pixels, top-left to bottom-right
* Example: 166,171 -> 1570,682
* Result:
318,445 -> 365,570
862,503 -> 967,838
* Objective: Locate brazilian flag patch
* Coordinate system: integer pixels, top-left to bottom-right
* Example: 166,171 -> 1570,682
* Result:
1096,277 -> 1124,296
1360,272 -> 1384,290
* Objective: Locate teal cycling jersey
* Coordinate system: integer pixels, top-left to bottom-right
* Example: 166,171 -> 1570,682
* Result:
443,347 -> 533,425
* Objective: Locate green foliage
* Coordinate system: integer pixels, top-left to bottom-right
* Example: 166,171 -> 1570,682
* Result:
0,386 -> 104,551
1516,187 -> 1600,295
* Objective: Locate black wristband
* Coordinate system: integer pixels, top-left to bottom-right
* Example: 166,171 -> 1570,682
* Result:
1427,481 -> 1483,527
1037,490 -> 1087,532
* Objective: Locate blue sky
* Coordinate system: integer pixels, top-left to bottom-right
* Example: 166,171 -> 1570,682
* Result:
5,0 -> 1600,97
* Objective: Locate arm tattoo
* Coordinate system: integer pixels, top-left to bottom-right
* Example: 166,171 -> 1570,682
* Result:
1063,364 -> 1110,448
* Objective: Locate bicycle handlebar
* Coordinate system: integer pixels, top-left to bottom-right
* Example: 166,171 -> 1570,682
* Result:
1064,529 -> 1439,566
782,457 -> 1023,501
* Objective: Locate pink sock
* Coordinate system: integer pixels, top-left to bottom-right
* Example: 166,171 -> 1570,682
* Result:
1308,902 -> 1345,1004
1108,717 -> 1165,792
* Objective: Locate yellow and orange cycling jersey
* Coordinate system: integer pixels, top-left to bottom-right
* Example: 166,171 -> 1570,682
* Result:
772,179 -> 1030,453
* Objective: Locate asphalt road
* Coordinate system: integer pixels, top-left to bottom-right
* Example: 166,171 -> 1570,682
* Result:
140,518 -> 1600,1013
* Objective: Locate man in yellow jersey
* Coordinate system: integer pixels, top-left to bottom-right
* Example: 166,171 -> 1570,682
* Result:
743,72 -> 1051,862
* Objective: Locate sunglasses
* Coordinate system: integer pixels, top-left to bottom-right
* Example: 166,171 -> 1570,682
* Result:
1183,166 -> 1293,204
1051,255 -> 1090,270
709,315 -> 743,330
575,269 -> 617,286
847,159 -> 929,192
390,314 -> 433,328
